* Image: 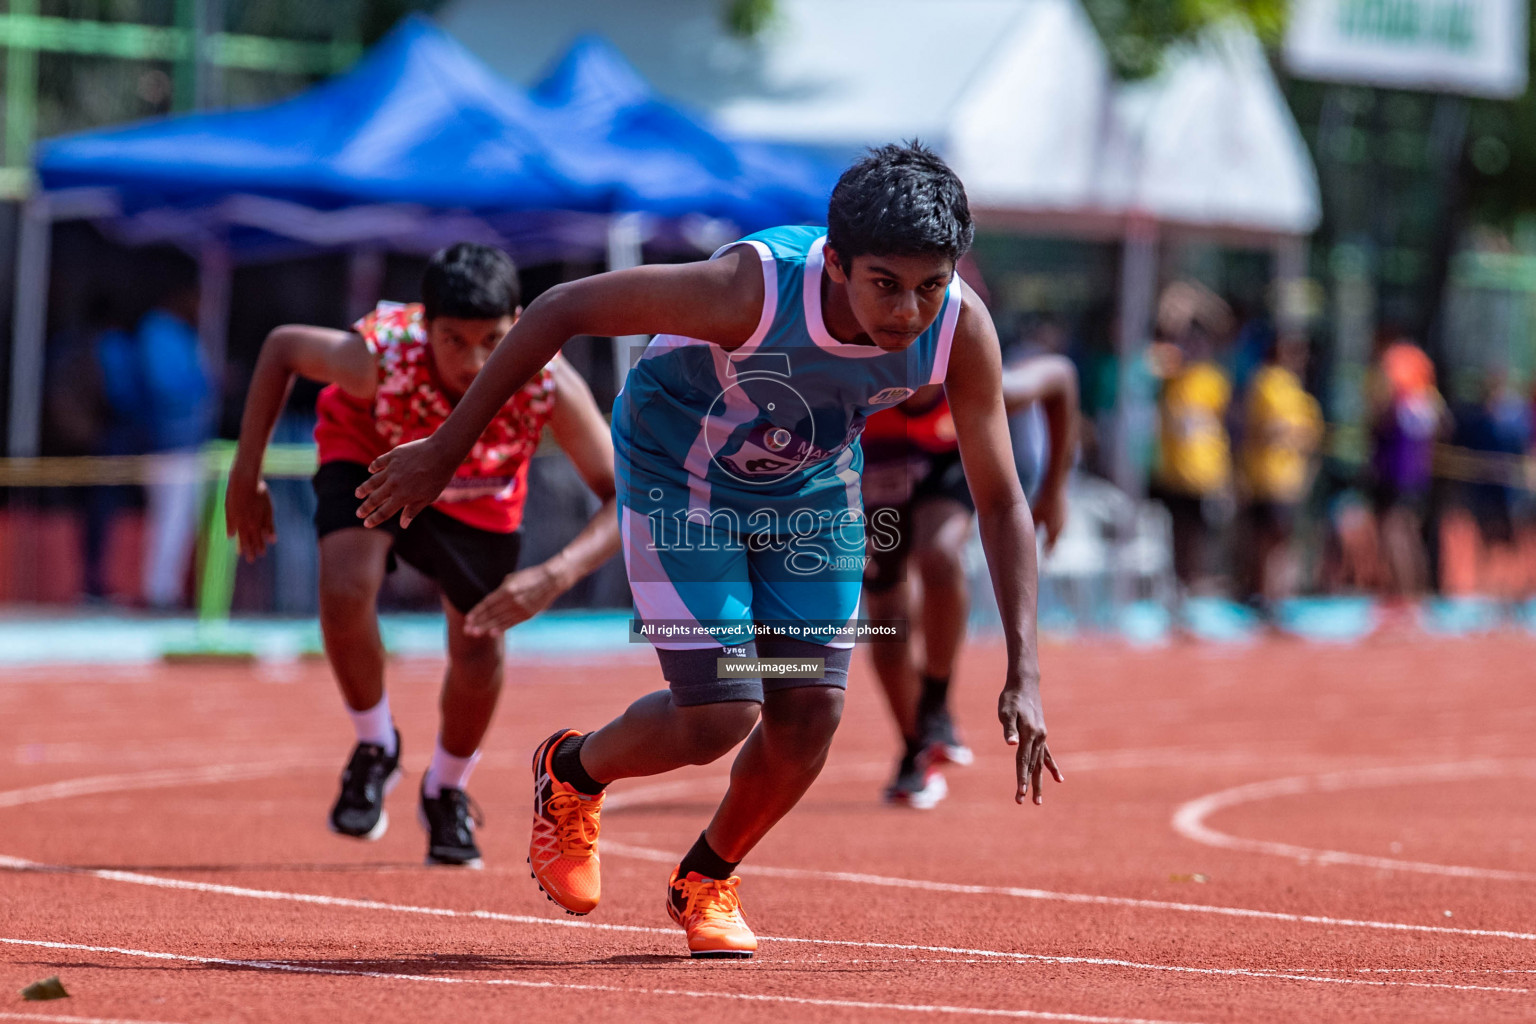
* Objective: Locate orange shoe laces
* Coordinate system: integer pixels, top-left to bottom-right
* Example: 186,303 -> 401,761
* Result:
545,791 -> 601,858
672,873 -> 744,924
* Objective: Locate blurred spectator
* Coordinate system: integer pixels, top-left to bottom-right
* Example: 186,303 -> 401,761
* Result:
1008,315 -> 1068,498
1523,382 -> 1536,599
1076,303 -> 1119,477
44,295 -> 118,457
1151,320 -> 1233,594
1229,300 -> 1275,398
1368,334 -> 1447,604
136,279 -> 216,610
1156,280 -> 1235,344
1446,370 -> 1529,603
1322,490 -> 1384,594
44,297 -> 141,601
1239,335 -> 1322,614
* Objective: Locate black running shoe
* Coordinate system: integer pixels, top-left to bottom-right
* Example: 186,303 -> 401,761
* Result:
882,750 -> 947,810
328,730 -> 402,840
920,705 -> 974,766
419,783 -> 485,868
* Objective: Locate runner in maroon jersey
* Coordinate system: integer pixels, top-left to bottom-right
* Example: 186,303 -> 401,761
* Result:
862,354 -> 1077,807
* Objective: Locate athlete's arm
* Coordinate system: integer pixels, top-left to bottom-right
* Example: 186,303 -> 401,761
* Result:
356,248 -> 764,528
464,359 -> 621,637
226,326 -> 375,560
1001,354 -> 1079,549
944,286 -> 1063,806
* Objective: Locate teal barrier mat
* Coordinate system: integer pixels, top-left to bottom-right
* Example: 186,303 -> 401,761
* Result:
0,609 -> 640,666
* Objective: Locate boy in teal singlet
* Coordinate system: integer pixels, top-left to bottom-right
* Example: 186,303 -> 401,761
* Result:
357,143 -> 1063,958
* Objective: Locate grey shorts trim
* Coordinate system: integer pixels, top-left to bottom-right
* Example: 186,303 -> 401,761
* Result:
659,639 -> 853,707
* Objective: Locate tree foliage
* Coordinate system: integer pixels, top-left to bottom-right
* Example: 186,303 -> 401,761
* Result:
1076,0 -> 1287,78
1463,16 -> 1536,227
722,0 -> 778,38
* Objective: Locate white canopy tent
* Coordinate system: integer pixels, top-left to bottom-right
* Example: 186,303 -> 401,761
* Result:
442,0 -> 1118,227
1096,28 -> 1320,239
440,0 -> 1322,499
440,0 -> 1320,235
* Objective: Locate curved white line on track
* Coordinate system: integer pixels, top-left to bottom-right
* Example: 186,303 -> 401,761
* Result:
0,937 -> 1211,1024
0,1015 -> 193,1024
600,745 -> 1390,812
6,762 -> 1536,953
1171,760 -> 1536,881
0,761 -> 323,810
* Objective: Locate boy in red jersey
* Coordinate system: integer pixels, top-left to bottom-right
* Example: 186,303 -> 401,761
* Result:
862,354 -> 1077,808
225,243 -> 618,867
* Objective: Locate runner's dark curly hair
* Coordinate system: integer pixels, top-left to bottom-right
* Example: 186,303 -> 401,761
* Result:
422,243 -> 520,321
826,141 -> 973,264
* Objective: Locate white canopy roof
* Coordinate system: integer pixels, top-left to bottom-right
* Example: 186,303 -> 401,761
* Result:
1096,28 -> 1321,236
438,0 -> 1319,236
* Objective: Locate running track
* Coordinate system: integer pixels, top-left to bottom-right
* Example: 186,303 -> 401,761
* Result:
1,635 -> 1534,1023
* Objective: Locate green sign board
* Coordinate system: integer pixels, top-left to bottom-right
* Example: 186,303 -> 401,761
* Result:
1285,0 -> 1528,97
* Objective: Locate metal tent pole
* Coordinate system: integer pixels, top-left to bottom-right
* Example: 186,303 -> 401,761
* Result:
1111,215 -> 1159,610
1113,215 -> 1158,500
8,193 -> 52,458
606,212 -> 646,398
345,247 -> 386,322
1273,235 -> 1308,340
197,237 -> 233,387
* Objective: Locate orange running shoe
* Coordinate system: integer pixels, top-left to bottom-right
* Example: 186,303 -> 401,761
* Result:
528,729 -> 603,915
667,867 -> 757,959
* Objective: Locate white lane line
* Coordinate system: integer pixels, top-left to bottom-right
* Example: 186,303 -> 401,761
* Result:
7,763 -> 1536,948
2,860 -> 1531,995
601,840 -> 1536,944
1171,760 -> 1536,882
640,959 -> 1536,976
0,1014 -> 193,1024
0,938 -> 1208,1024
0,761 -> 322,810
1264,968 -> 1536,975
0,1019 -> 193,1024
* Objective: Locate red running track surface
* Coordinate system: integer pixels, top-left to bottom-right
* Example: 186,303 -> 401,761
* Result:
2,636 -> 1535,1023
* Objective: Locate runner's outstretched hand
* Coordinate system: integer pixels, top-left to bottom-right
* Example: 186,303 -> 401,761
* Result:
1030,486 -> 1067,552
998,676 -> 1064,805
226,471 -> 276,561
355,438 -> 454,529
464,560 -> 570,637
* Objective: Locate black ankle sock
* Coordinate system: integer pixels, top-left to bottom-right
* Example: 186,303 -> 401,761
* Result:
677,831 -> 738,882
552,733 -> 605,796
918,675 -> 951,719
899,735 -> 925,773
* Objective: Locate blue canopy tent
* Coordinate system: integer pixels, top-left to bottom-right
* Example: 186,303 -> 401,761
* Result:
37,18 -> 595,217
524,35 -> 838,390
10,16 -> 838,457
527,34 -> 834,230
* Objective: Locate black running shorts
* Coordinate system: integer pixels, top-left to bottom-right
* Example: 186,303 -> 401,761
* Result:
862,450 -> 975,595
313,460 -> 522,615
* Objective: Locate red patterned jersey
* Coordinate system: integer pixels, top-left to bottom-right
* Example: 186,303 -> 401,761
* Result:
862,392 -> 959,461
314,301 -> 557,534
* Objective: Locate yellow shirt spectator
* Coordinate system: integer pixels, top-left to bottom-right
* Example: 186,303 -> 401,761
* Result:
1157,360 -> 1231,496
1242,364 -> 1322,504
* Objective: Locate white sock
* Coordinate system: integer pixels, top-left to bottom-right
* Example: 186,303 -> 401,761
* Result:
347,695 -> 397,755
423,740 -> 480,798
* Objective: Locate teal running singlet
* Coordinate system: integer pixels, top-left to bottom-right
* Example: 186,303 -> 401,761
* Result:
612,225 -> 963,649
